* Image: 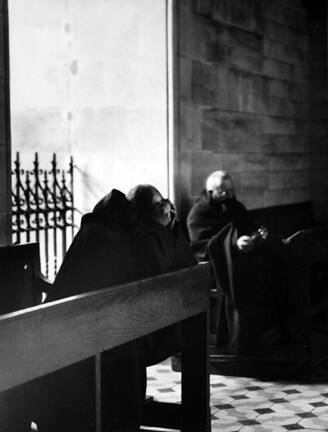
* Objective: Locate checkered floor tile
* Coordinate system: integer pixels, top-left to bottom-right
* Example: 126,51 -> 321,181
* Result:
147,359 -> 328,431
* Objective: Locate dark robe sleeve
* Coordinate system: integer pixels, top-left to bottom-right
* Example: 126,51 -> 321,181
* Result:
187,197 -> 254,262
47,222 -> 162,302
208,224 -> 263,354
208,219 -> 293,355
231,201 -> 255,236
187,204 -> 221,261
136,219 -> 197,366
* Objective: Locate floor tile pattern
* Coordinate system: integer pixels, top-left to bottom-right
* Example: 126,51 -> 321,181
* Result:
146,360 -> 328,431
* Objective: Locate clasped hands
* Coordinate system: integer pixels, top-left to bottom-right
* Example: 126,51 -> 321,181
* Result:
236,226 -> 269,253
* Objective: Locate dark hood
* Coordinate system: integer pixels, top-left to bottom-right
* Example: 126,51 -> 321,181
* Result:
81,189 -> 138,232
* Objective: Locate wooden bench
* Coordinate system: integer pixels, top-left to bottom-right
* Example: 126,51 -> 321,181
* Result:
0,263 -> 211,432
171,201 -> 325,379
209,226 -> 328,381
249,201 -> 319,237
0,242 -> 51,314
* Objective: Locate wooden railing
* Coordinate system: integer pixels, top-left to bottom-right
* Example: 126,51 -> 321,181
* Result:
0,263 -> 211,432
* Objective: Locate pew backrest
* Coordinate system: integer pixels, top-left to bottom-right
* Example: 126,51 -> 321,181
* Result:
0,263 -> 211,393
249,201 -> 318,237
0,242 -> 44,315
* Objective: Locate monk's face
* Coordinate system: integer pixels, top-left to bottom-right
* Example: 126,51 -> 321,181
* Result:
151,192 -> 172,226
211,177 -> 235,203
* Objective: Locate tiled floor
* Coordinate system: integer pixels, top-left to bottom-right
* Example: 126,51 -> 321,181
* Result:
146,360 -> 328,431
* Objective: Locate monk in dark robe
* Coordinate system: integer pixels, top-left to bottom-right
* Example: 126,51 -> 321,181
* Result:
127,185 -> 196,365
187,170 -> 254,261
36,187 -> 195,432
187,171 -> 288,355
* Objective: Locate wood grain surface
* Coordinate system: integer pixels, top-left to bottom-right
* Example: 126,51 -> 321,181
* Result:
0,263 -> 210,392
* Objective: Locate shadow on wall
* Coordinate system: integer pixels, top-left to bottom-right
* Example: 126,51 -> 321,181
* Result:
179,192 -> 194,223
74,165 -> 108,215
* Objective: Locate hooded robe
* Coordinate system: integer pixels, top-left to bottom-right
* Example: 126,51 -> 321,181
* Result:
187,190 -> 253,261
37,189 -> 195,431
187,191 -> 288,355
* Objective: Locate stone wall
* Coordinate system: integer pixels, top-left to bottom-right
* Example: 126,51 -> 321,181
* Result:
307,1 -> 328,220
176,0 -> 328,221
0,0 -> 11,245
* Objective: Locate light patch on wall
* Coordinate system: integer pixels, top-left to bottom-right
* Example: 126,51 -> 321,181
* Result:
9,0 -> 169,216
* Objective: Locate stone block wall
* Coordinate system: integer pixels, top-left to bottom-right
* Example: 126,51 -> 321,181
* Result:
0,0 -> 11,245
307,1 -> 328,221
176,0 -> 328,221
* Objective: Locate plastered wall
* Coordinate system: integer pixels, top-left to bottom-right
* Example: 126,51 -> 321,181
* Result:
0,0 -> 11,245
9,0 -> 169,216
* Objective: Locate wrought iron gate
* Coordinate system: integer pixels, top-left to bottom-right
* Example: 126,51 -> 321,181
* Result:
12,152 -> 77,280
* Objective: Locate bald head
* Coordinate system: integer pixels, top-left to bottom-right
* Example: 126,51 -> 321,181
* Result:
206,170 -> 235,203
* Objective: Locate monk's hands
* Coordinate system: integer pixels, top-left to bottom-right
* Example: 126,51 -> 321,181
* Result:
236,235 -> 256,253
236,227 -> 269,253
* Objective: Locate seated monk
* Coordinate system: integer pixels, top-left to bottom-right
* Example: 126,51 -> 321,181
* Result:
127,184 -> 196,276
35,186 -> 194,432
187,171 -> 288,355
187,170 -> 255,261
127,185 -> 196,365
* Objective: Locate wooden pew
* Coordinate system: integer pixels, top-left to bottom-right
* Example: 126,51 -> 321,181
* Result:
249,201 -> 320,237
208,226 -> 328,381
0,242 -> 52,431
0,263 -> 211,432
0,242 -> 51,314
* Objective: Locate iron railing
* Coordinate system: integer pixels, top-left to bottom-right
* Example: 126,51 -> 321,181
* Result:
12,152 -> 78,280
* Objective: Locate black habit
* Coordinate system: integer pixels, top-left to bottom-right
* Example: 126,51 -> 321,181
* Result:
187,190 -> 253,261
187,191 -> 288,355
36,189 -> 195,432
